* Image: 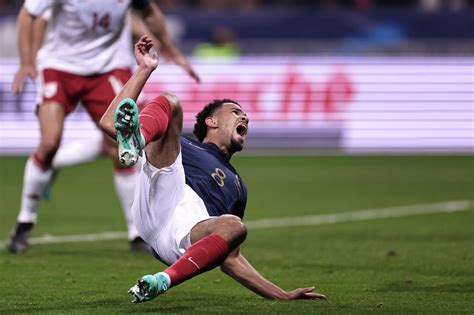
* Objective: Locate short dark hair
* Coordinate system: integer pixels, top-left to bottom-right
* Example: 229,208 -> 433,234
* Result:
193,99 -> 240,142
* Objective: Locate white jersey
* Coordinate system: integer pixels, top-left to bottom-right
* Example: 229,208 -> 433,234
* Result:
24,0 -> 141,75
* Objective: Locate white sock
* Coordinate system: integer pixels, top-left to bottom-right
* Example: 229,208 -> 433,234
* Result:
53,136 -> 104,169
17,157 -> 54,223
114,167 -> 139,240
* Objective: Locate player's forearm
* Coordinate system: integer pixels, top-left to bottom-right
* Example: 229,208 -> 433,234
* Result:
17,7 -> 35,67
130,12 -> 162,52
99,65 -> 153,138
220,254 -> 288,299
140,3 -> 178,56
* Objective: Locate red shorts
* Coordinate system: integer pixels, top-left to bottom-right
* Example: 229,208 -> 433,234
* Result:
37,68 -> 132,122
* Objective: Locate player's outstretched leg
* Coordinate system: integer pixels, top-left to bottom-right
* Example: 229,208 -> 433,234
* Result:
127,229 -> 239,303
114,98 -> 145,166
128,272 -> 170,303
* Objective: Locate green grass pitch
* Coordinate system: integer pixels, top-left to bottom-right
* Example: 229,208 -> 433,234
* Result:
0,155 -> 473,313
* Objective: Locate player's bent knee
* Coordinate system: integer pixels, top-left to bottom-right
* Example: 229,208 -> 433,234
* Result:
162,92 -> 182,116
220,214 -> 248,241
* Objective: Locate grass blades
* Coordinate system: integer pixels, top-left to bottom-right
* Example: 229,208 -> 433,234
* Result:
0,155 -> 472,313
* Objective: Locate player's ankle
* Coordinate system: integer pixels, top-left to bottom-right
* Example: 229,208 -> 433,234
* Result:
153,271 -> 171,288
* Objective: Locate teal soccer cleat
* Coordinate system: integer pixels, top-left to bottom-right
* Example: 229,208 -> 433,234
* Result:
128,273 -> 169,303
114,98 -> 145,166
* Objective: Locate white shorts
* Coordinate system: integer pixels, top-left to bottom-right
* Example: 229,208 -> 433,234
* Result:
131,153 -> 212,266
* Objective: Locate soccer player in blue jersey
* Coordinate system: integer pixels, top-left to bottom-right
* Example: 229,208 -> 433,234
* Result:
100,36 -> 326,302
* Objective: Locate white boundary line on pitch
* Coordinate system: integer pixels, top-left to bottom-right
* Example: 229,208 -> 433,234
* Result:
5,199 -> 472,246
246,200 -> 472,229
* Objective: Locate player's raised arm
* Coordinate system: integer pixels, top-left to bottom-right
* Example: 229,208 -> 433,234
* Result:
135,2 -> 200,83
220,248 -> 326,300
100,35 -> 159,139
11,7 -> 37,95
130,11 -> 161,50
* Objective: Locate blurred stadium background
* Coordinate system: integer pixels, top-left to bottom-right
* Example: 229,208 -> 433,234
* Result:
0,0 -> 473,154
0,0 -> 473,313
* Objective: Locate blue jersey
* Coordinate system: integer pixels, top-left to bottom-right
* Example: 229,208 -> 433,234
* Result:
181,136 -> 247,219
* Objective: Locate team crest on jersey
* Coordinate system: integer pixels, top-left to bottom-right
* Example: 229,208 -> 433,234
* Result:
43,82 -> 58,98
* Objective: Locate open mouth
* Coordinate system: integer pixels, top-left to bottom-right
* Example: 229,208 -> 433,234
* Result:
236,124 -> 248,137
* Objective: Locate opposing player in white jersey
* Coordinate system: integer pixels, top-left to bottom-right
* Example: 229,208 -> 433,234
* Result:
7,0 -> 200,253
23,10 -> 157,201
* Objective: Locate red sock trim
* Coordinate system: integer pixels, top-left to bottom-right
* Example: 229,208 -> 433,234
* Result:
164,234 -> 229,287
138,95 -> 172,144
31,152 -> 51,171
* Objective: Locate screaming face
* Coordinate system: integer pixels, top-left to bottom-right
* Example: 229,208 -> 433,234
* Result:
209,102 -> 249,155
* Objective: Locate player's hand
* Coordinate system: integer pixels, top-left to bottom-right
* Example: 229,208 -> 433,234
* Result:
284,287 -> 326,300
134,35 -> 159,71
11,65 -> 36,95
